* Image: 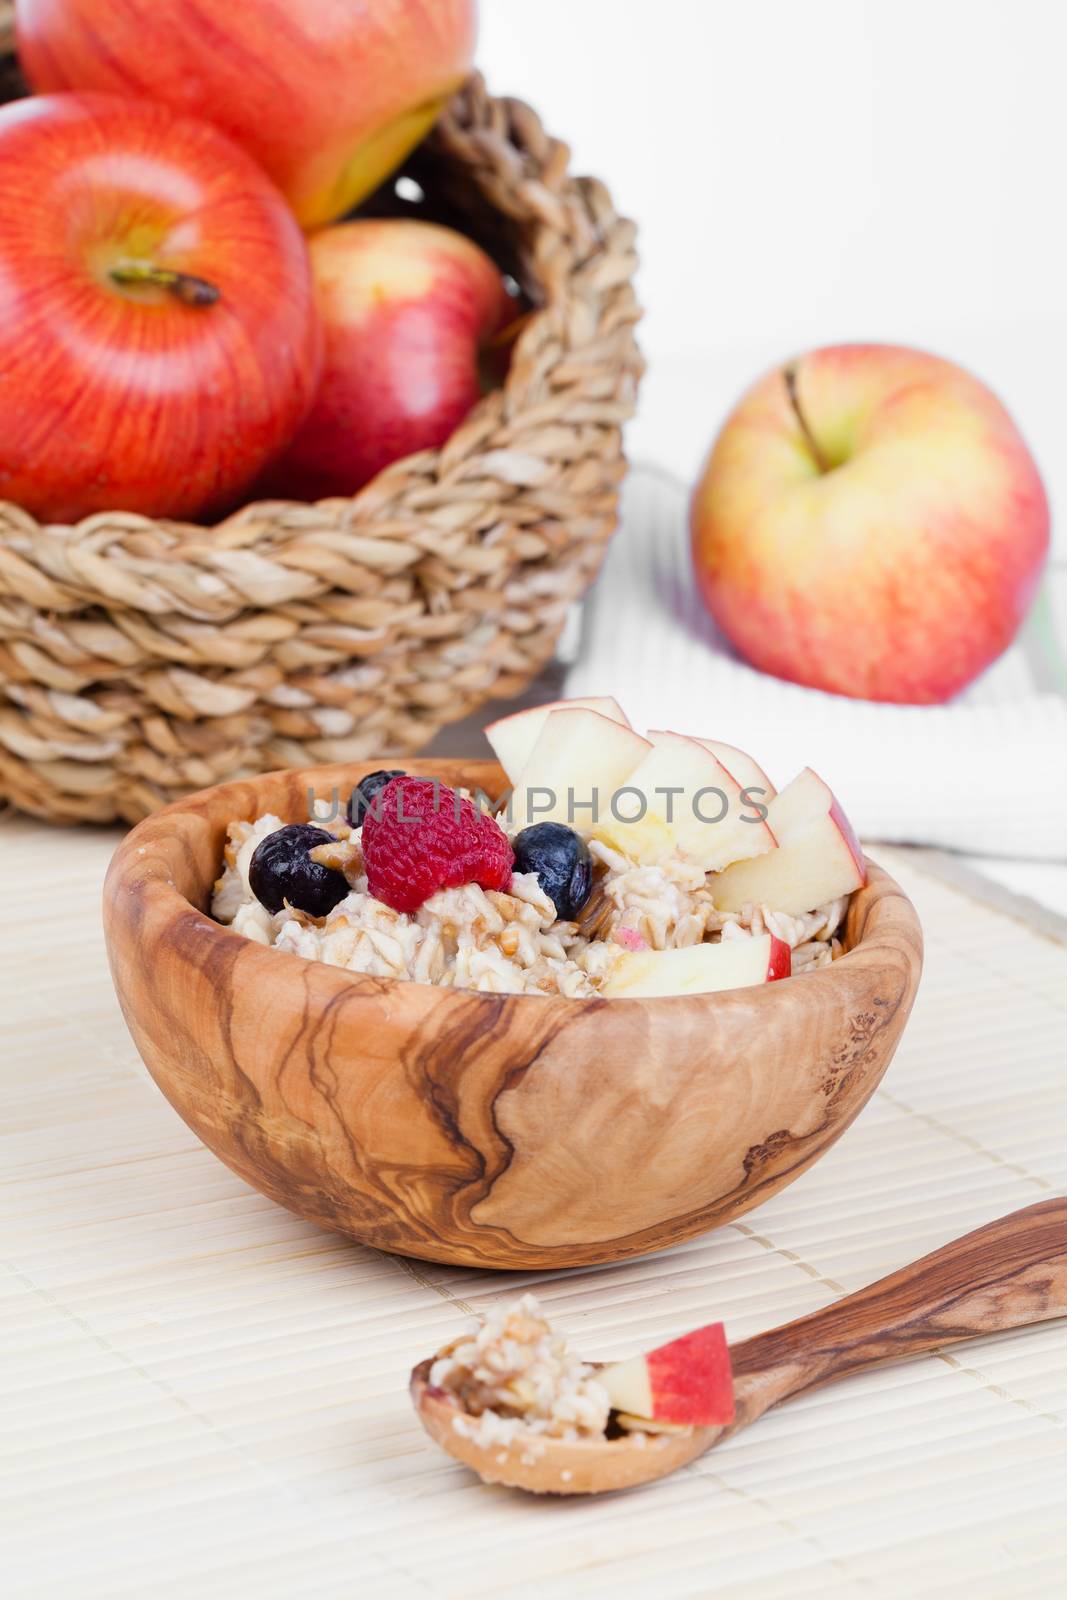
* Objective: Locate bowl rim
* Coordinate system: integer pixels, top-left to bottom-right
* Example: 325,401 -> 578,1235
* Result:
103,756 -> 922,1017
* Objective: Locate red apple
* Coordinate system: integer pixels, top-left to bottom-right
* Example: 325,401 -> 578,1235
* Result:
17,0 -> 478,228
691,344 -> 1050,703
263,220 -> 513,501
0,94 -> 321,525
601,1323 -> 735,1428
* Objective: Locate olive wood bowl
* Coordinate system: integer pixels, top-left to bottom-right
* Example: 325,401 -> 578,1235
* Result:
102,759 -> 923,1270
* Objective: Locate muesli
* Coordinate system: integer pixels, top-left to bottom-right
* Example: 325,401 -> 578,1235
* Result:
428,1295 -> 611,1451
212,700 -> 866,1000
422,1293 -> 734,1451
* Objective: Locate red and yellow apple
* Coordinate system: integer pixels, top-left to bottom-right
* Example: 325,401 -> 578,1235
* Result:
264,219 -> 513,501
691,344 -> 1050,704
17,0 -> 478,228
0,93 -> 321,525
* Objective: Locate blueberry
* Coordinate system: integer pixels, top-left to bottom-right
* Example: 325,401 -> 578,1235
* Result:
249,824 -> 349,917
347,769 -> 406,827
512,822 -> 593,921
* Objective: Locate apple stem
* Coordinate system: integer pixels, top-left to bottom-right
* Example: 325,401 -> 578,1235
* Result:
783,364 -> 830,474
109,262 -> 220,308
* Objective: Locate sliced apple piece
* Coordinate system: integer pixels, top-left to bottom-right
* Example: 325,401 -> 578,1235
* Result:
507,707 -> 651,832
601,933 -> 790,997
593,729 -> 776,872
486,697 -> 630,784
601,1323 -> 735,1428
711,767 -> 866,915
694,738 -> 777,802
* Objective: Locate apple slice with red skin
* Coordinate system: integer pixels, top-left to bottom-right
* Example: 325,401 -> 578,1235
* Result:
601,1323 -> 735,1429
601,933 -> 790,998
594,729 -> 777,872
712,768 -> 866,915
694,738 -> 777,802
508,707 -> 651,832
486,697 -> 630,784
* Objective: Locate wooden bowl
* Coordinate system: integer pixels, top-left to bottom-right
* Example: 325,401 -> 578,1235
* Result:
103,759 -> 923,1270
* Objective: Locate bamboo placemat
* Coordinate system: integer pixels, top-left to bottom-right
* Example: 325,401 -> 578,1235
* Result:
2,818 -> 1066,1599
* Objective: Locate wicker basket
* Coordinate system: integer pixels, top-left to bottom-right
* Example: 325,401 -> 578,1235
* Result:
0,9 -> 641,824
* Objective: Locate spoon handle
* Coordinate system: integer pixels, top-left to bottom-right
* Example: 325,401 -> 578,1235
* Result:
727,1198 -> 1067,1429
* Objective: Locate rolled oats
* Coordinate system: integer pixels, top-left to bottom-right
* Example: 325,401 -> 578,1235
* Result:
429,1294 -> 610,1448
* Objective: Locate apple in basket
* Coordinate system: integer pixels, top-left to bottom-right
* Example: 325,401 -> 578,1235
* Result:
0,93 -> 322,524
261,219 -> 515,501
17,0 -> 479,228
690,343 -> 1050,704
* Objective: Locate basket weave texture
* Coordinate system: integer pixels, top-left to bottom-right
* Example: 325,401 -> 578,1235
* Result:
0,9 -> 641,824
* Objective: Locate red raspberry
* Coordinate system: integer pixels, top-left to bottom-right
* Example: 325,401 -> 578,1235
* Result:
362,776 -> 514,914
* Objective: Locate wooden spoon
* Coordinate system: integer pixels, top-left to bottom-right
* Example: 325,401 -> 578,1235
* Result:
410,1198 -> 1067,1494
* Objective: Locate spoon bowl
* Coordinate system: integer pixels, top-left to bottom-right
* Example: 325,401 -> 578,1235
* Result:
410,1359 -> 721,1494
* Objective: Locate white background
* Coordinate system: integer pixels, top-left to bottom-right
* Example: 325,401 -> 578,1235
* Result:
479,0 -> 1066,546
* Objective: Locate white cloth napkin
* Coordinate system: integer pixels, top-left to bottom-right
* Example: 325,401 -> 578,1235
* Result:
565,466 -> 1067,861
